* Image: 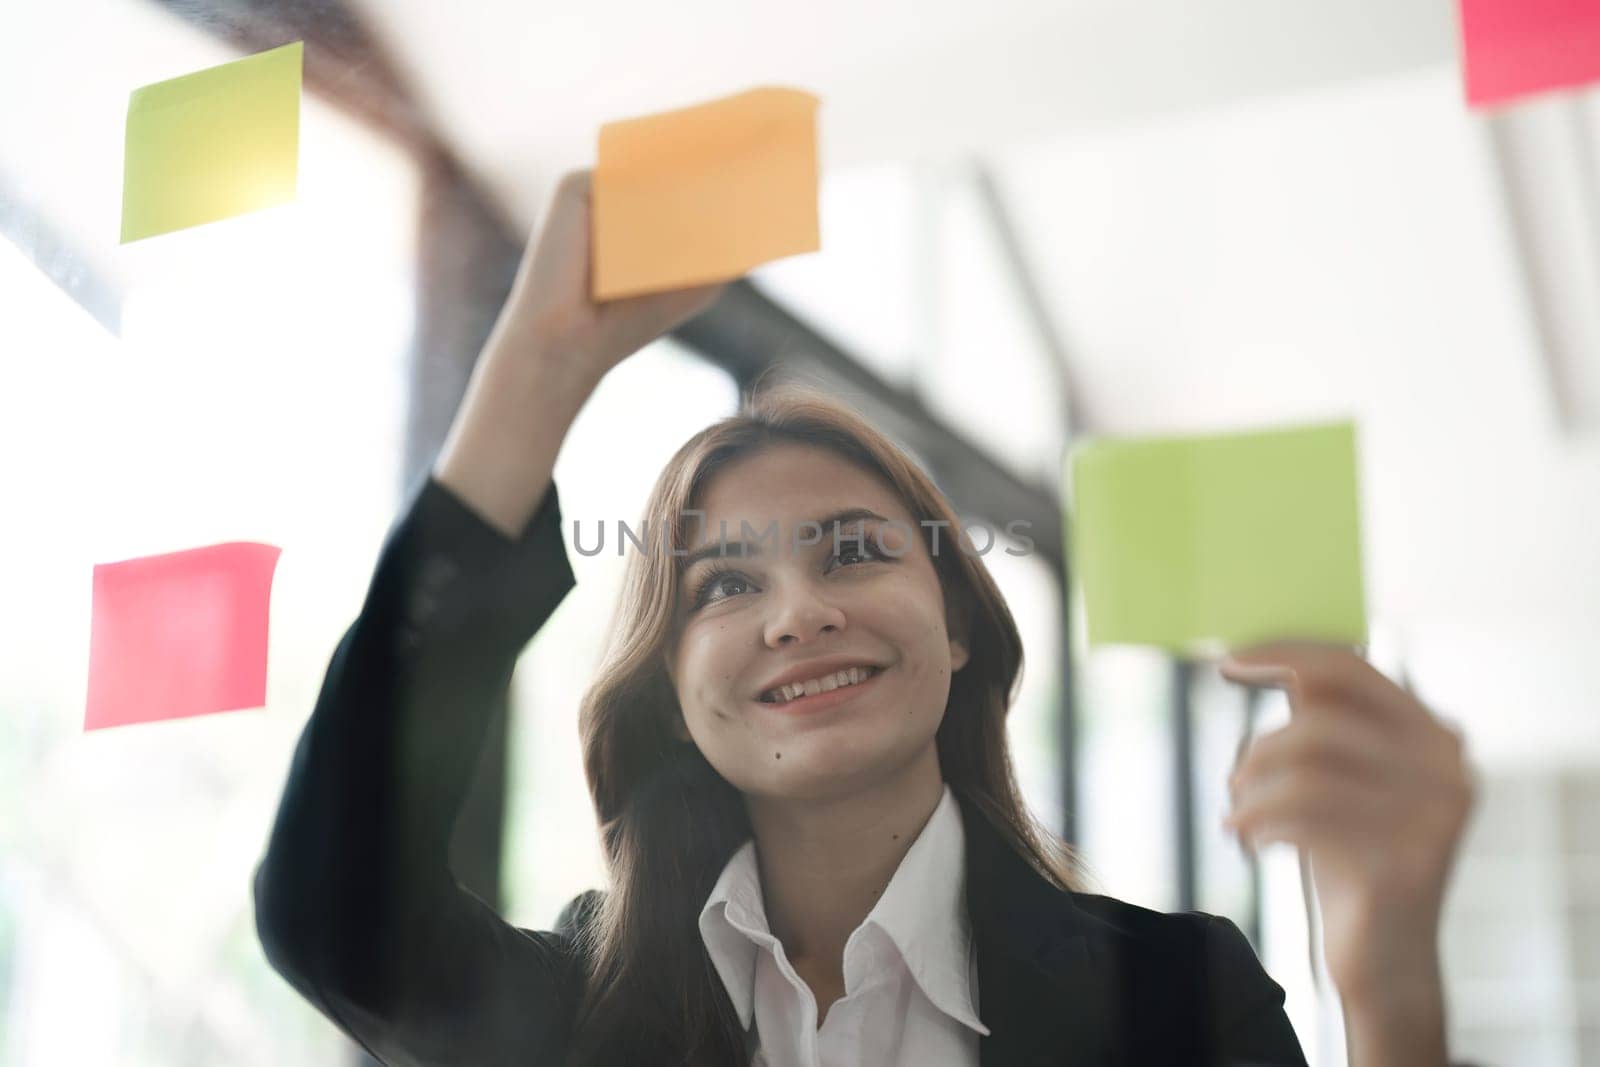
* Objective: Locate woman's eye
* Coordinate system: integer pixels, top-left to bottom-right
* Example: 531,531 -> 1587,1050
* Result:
834,536 -> 884,567
692,569 -> 751,608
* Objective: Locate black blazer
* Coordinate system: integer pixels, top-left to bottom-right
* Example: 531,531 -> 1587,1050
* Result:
253,474 -> 1309,1066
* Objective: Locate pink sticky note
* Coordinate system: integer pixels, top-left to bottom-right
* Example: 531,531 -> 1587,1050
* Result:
1459,0 -> 1600,108
85,542 -> 282,731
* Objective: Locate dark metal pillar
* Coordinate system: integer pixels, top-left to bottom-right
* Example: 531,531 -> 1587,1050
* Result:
1242,686 -> 1264,948
1057,595 -> 1078,846
1173,659 -> 1197,912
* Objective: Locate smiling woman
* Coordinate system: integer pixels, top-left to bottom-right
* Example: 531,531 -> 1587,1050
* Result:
252,170 -> 1319,1067
569,392 -> 1097,1064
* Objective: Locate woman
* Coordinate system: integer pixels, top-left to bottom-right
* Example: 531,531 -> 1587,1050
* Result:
254,170 -> 1476,1066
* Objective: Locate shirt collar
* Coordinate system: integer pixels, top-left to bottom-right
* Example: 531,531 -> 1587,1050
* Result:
697,838 -> 763,1030
696,782 -> 988,1036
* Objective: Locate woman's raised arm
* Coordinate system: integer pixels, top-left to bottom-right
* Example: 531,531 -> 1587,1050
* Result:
252,169 -> 723,1065
433,170 -> 724,537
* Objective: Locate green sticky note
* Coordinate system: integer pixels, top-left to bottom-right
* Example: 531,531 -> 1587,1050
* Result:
1066,420 -> 1367,654
120,42 -> 303,243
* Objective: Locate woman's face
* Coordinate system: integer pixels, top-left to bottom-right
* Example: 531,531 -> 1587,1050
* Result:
665,444 -> 969,803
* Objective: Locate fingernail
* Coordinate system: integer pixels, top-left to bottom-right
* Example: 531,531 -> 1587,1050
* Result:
1219,659 -> 1291,687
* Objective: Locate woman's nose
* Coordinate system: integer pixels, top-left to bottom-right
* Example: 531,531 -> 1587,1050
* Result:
763,580 -> 847,647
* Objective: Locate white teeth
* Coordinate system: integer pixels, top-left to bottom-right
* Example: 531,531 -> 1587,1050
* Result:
765,666 -> 876,704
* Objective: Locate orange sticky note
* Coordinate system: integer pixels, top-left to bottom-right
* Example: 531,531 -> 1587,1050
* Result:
1459,0 -> 1600,108
593,86 -> 820,300
85,542 -> 282,731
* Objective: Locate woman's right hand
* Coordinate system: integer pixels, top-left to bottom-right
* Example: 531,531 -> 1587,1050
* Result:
434,169 -> 725,538
496,169 -> 727,385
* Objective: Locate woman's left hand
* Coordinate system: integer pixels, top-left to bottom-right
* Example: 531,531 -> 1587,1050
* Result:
1219,642 -> 1477,1015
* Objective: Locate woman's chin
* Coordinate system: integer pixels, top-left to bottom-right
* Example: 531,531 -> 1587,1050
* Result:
737,738 -> 925,802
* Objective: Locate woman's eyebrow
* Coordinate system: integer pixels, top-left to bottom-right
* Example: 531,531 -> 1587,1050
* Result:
680,507 -> 889,570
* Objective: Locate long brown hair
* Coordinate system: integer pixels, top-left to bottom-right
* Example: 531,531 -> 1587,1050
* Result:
563,378 -> 1083,1066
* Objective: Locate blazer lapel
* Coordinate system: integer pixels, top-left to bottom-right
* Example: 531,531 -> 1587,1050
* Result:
959,794 -> 1120,1067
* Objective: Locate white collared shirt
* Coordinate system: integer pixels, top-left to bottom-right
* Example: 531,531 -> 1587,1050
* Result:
697,783 -> 987,1067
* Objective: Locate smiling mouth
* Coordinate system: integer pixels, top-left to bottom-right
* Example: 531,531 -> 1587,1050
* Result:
758,665 -> 884,706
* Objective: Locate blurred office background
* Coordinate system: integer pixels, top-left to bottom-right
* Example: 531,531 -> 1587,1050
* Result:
2,0 -> 1597,1063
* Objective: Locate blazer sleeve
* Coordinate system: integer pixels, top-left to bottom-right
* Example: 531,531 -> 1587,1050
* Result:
253,475 -> 584,1066
1203,915 -> 1310,1066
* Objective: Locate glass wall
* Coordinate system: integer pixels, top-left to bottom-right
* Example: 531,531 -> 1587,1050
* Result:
2,6 -> 417,1061
6,3 -> 1598,1065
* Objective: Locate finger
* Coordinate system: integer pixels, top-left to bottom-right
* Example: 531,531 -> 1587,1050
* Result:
1235,710 -> 1472,799
1225,765 -> 1387,841
1220,641 -> 1423,724
539,170 -> 593,232
1235,724 -> 1479,826
1231,712 -> 1400,795
601,279 -> 726,323
1235,815 -> 1341,853
556,168 -> 592,199
1220,640 -> 1364,694
664,279 -> 727,315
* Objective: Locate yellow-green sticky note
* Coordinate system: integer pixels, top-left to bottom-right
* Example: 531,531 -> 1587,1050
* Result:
1066,420 -> 1367,654
120,42 -> 303,243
